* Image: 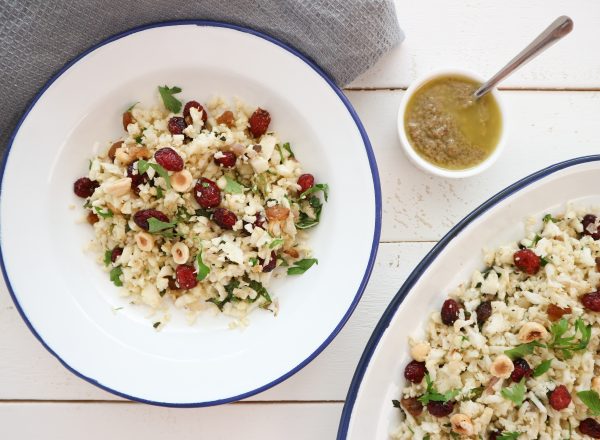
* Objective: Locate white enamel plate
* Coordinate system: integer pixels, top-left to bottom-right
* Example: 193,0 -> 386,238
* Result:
0,21 -> 381,406
338,157 -> 600,439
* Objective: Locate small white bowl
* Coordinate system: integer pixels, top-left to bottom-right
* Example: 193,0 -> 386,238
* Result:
397,68 -> 508,179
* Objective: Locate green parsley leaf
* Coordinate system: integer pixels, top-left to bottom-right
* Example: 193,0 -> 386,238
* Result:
109,266 -> 123,287
287,258 -> 318,275
104,250 -> 112,266
504,341 -> 544,360
155,186 -> 163,198
450,433 -> 460,440
533,359 -> 552,377
147,217 -> 177,233
300,183 -> 329,202
423,436 -> 430,440
94,206 -> 113,218
540,256 -> 550,266
391,399 -> 401,409
136,160 -> 172,189
248,257 -> 258,267
224,175 -> 244,194
501,377 -> 526,407
281,142 -> 295,158
194,208 -> 212,219
543,213 -> 558,223
195,245 -> 210,281
548,318 -> 591,359
269,238 -> 284,249
296,195 -> 324,230
134,135 -> 143,144
207,279 -> 240,311
248,279 -> 272,308
153,322 -> 161,329
418,374 -> 460,405
158,85 -> 182,113
464,386 -> 484,400
126,102 -> 139,112
497,432 -> 520,440
88,159 -> 92,170
530,234 -> 542,247
577,390 -> 600,416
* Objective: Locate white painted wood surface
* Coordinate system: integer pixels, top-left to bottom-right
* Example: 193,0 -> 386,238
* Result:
2,1 -> 600,438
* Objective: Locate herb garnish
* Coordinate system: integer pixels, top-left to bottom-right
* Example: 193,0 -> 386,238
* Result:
540,256 -> 550,266
134,135 -> 143,144
543,213 -> 558,223
137,159 -> 172,189
126,102 -> 139,112
224,175 -> 244,194
158,85 -> 182,113
248,279 -> 272,308
94,207 -> 113,218
418,374 -> 460,405
147,217 -> 178,234
577,390 -> 600,416
195,245 -> 210,281
269,238 -> 284,249
533,359 -> 552,377
207,279 -> 240,311
497,432 -> 520,440
547,318 -> 591,359
504,341 -> 544,360
153,322 -> 161,329
501,377 -> 526,407
155,186 -> 164,198
248,257 -> 258,267
287,258 -> 318,275
530,234 -> 542,247
109,266 -> 123,287
104,250 -> 112,266
296,195 -> 324,229
281,142 -> 295,158
300,183 -> 329,202
391,399 -> 401,409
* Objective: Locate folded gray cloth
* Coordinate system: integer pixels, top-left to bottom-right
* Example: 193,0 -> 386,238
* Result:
0,0 -> 403,152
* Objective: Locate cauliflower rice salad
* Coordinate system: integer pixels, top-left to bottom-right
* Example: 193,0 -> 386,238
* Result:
73,86 -> 328,326
394,210 -> 600,439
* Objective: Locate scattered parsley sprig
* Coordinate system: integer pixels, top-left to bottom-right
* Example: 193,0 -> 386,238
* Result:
417,374 -> 460,405
501,377 -> 527,407
158,85 -> 182,113
577,390 -> 600,416
547,318 -> 591,359
287,258 -> 318,275
137,159 -> 172,189
195,245 -> 210,281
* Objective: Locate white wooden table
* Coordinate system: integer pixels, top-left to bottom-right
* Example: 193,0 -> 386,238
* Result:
3,1 -> 600,438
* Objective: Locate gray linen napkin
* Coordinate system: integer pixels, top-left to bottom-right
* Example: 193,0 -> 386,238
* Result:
0,0 -> 403,152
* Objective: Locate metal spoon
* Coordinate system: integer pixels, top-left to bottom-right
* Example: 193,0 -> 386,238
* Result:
474,16 -> 573,99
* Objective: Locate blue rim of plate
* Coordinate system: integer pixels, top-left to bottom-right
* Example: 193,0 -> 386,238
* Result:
0,20 -> 382,407
337,155 -> 600,438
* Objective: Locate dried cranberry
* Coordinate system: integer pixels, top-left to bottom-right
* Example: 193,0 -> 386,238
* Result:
549,385 -> 571,410
426,401 -> 454,418
259,251 -> 277,273
133,209 -> 169,230
514,248 -> 541,275
441,299 -> 460,326
404,360 -> 426,384
167,276 -> 180,290
168,116 -> 187,135
127,161 -> 148,192
248,108 -> 271,138
476,300 -> 492,326
580,418 -> 600,438
511,358 -> 532,383
213,151 -> 237,168
297,174 -> 315,193
547,304 -> 572,321
183,100 -> 207,125
154,147 -> 184,171
73,177 -> 99,198
194,178 -> 221,208
111,247 -> 123,263
489,431 -> 501,440
175,264 -> 198,290
582,214 -> 600,240
400,397 -> 423,417
581,291 -> 600,312
213,208 -> 237,230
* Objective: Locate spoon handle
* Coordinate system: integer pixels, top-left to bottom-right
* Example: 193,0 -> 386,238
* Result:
474,16 -> 573,99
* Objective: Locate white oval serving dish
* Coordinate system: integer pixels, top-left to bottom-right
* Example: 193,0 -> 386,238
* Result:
338,156 -> 600,438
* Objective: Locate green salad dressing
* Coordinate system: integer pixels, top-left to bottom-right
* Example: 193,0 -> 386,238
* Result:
404,75 -> 502,170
